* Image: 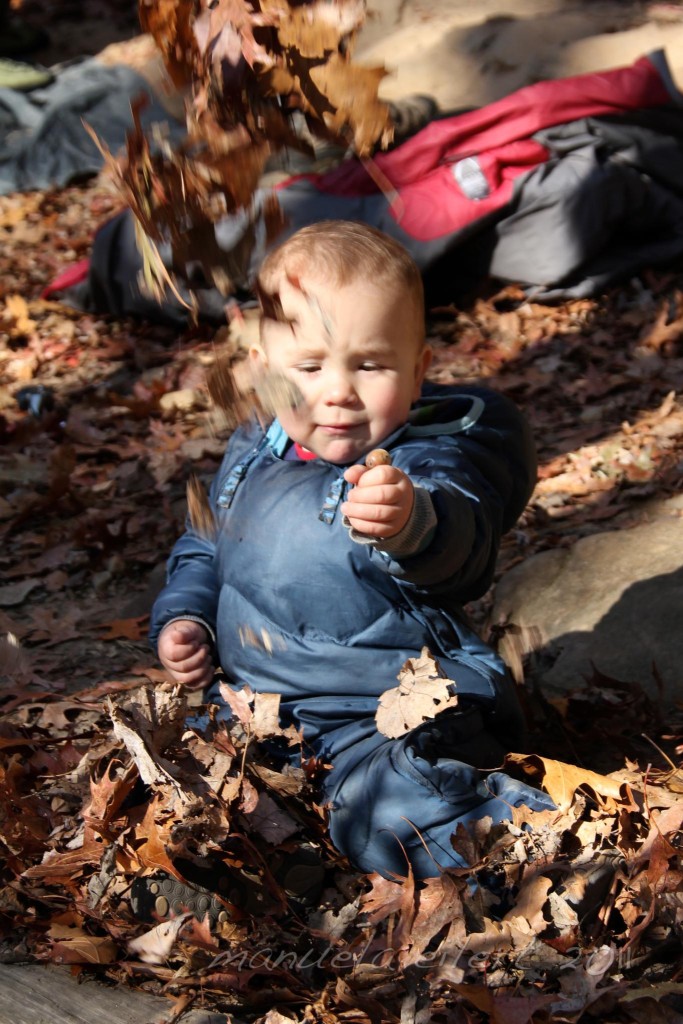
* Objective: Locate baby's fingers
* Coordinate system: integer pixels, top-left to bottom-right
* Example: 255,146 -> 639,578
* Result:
342,498 -> 402,527
172,664 -> 215,688
344,482 -> 401,508
174,644 -> 211,671
167,638 -> 205,663
167,647 -> 214,688
344,515 -> 392,538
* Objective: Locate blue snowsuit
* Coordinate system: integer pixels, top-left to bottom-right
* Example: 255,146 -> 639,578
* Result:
150,383 -> 553,879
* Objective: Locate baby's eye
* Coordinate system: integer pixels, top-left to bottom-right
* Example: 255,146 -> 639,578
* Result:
359,361 -> 381,371
296,364 -> 321,373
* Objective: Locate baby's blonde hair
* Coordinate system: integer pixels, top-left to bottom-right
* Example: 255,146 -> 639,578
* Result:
258,220 -> 425,334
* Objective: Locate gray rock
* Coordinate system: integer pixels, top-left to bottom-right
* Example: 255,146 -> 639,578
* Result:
492,497 -> 683,700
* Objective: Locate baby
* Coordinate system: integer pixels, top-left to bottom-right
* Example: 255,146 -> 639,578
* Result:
150,220 -> 552,881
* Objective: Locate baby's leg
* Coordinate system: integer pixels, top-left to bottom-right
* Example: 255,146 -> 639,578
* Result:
324,706 -> 554,880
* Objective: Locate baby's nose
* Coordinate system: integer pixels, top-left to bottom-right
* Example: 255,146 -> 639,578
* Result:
324,373 -> 357,405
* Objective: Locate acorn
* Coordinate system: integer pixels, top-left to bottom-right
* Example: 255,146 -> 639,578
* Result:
365,448 -> 392,468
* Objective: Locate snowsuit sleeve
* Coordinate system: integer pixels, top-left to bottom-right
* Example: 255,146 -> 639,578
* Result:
148,423 -> 259,652
371,386 -> 536,601
148,527 -> 220,651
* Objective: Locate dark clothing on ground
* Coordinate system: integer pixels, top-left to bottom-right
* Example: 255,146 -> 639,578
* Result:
46,49 -> 683,321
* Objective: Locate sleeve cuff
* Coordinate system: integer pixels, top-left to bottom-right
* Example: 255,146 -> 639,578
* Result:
345,486 -> 437,557
161,615 -> 216,645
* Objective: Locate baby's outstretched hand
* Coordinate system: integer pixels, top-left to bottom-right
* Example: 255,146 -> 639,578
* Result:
342,462 -> 414,539
158,619 -> 214,688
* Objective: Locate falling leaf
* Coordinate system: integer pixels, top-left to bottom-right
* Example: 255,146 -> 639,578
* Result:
376,647 -> 459,739
252,371 -> 304,419
186,473 -> 217,540
0,631 -> 31,677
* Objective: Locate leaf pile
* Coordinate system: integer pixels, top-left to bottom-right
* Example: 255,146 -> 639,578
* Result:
1,675 -> 682,1023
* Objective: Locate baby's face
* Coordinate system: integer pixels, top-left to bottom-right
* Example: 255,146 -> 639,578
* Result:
255,274 -> 430,463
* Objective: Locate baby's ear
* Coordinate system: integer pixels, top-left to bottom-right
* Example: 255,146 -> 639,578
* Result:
249,341 -> 268,368
413,343 -> 432,399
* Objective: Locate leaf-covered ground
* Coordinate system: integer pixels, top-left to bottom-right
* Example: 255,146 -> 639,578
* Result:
1,3 -> 683,1018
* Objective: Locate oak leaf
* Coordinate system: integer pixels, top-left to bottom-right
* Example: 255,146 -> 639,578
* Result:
48,925 -> 118,964
376,647 -> 458,739
401,873 -> 466,968
504,752 -> 628,811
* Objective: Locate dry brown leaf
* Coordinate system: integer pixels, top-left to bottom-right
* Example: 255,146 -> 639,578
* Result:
504,752 -> 629,811
252,371 -> 304,419
130,797 -> 181,876
218,679 -> 254,727
127,913 -> 193,964
252,691 -> 300,744
194,0 -> 276,72
547,890 -> 580,937
310,56 -> 392,156
503,874 -> 552,934
0,632 -> 31,678
48,924 -> 118,964
206,354 -> 249,428
401,873 -> 466,967
239,775 -> 260,814
262,1011 -> 300,1024
376,647 -> 459,739
449,984 -> 558,1024
98,615 -> 150,641
139,0 -> 197,87
2,294 -> 36,335
360,871 -> 411,924
85,760 -> 139,828
109,704 -> 172,788
248,762 -> 305,797
275,0 -> 366,57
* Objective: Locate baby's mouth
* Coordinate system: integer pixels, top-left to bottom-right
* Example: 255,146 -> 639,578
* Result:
319,423 -> 363,434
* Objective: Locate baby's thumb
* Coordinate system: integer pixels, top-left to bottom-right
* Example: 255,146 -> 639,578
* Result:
343,464 -> 368,486
171,622 -> 201,644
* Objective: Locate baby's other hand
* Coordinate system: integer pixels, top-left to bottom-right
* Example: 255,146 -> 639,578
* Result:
342,463 -> 414,539
158,619 -> 214,688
